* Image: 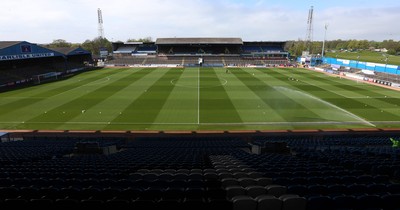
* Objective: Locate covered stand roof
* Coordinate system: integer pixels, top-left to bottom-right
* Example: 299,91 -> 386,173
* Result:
0,41 -> 65,60
0,41 -> 23,50
49,47 -> 91,56
156,38 -> 243,45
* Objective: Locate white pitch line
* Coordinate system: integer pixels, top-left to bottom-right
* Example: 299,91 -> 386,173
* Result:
274,86 -> 375,127
198,67 -> 200,125
295,75 -> 397,99
1,121 -> 400,126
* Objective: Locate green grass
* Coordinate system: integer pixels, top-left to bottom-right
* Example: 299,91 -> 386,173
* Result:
1,67 -> 400,131
325,51 -> 400,65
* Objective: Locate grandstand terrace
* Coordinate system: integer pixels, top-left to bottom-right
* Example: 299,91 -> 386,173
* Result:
108,38 -> 290,67
0,41 -> 92,90
0,130 -> 399,209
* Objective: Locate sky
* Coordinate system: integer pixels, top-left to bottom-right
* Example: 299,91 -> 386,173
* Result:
1,0 -> 399,44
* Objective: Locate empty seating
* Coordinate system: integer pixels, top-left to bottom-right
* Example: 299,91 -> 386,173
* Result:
266,185 -> 287,197
246,186 -> 267,198
256,195 -> 282,210
232,195 -> 257,210
280,194 -> 307,210
0,135 -> 399,208
306,196 -> 334,210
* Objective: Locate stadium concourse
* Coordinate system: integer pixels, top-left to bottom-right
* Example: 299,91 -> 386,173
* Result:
107,37 -> 291,67
0,41 -> 92,91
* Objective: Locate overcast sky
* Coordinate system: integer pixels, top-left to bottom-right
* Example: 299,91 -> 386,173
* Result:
1,0 -> 399,44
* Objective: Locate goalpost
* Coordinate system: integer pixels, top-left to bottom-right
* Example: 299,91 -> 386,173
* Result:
33,72 -> 62,84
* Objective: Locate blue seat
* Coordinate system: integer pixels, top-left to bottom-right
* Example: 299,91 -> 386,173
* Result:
3,199 -> 29,208
105,199 -> 131,208
387,183 -> 400,194
332,195 -> 357,210
246,185 -> 267,198
80,199 -> 104,208
307,184 -> 328,196
306,196 -> 334,210
232,195 -> 257,210
131,199 -> 156,210
279,194 -> 307,210
347,184 -> 368,196
381,194 -> 400,210
255,195 -> 282,210
181,198 -> 207,210
327,184 -> 347,196
157,199 -> 182,210
356,194 -> 383,210
356,175 -> 374,184
287,185 -> 307,196
367,183 -> 387,195
54,198 -> 79,208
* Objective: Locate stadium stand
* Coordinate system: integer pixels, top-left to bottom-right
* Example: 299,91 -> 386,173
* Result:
0,41 -> 92,90
0,131 -> 399,209
107,38 -> 290,67
2,38 -> 399,210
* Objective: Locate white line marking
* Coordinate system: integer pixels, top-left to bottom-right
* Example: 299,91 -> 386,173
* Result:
1,121 -> 399,126
198,67 -> 200,125
273,86 -> 375,127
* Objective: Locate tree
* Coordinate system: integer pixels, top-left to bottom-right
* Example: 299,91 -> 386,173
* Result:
127,37 -> 153,42
48,39 -> 72,48
311,41 -> 323,55
81,37 -> 112,57
287,40 -> 307,57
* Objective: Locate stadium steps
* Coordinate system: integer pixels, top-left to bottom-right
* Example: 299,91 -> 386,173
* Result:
141,58 -> 148,65
182,57 -> 185,66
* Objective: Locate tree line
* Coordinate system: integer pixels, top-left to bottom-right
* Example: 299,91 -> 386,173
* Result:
286,39 -> 400,57
46,37 -> 400,58
45,37 -> 154,57
44,38 -> 113,58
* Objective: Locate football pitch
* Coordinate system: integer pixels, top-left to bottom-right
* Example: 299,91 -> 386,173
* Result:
1,67 -> 400,131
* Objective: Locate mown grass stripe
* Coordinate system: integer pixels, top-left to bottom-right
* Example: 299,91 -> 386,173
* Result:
0,68 -> 122,100
233,68 -> 330,123
215,68 -> 287,124
296,69 -> 400,106
0,69 -> 124,115
274,69 -> 400,121
26,68 -> 154,124
149,68 -> 198,126
199,68 -> 242,123
109,68 -> 185,127
62,68 -> 172,131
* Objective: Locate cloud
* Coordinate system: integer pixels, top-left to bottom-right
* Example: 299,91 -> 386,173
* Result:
0,0 -> 399,43
316,6 -> 400,41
